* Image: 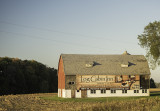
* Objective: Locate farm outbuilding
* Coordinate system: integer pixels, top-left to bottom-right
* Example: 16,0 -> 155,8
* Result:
58,51 -> 150,98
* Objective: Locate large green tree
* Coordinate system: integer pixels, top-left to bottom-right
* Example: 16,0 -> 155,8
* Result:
0,57 -> 57,95
138,21 -> 160,69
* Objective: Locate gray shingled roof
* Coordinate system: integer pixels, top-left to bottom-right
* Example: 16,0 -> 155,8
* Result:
61,54 -> 151,75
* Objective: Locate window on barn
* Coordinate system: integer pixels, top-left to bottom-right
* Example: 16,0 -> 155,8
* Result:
69,81 -> 75,85
91,90 -> 96,94
134,90 -> 139,93
145,89 -> 147,93
101,90 -> 106,94
142,89 -> 147,93
122,90 -> 127,93
111,90 -> 116,93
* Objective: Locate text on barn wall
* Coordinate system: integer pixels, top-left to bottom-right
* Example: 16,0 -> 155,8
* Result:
79,75 -> 115,83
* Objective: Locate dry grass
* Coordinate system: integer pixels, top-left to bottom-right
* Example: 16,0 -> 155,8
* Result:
0,92 -> 160,111
0,93 -> 99,111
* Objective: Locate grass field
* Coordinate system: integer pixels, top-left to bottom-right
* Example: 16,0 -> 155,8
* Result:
0,89 -> 160,111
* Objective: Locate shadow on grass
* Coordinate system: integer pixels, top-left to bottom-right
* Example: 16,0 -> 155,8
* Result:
150,92 -> 160,96
41,92 -> 160,103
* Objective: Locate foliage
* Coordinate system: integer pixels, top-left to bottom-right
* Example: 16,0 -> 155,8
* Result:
138,21 -> 160,69
150,78 -> 157,88
155,82 -> 160,88
0,57 -> 57,95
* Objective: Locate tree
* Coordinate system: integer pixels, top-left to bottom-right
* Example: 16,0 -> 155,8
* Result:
0,57 -> 58,95
138,21 -> 160,69
150,78 -> 156,88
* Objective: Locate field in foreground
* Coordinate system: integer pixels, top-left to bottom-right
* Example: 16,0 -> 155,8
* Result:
0,89 -> 160,111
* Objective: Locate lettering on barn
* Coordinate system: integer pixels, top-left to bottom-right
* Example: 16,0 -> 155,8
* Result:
80,75 -> 114,83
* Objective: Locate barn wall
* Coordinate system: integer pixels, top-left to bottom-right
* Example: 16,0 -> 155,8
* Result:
58,56 -> 65,97
65,89 -> 71,98
75,90 -> 81,98
65,75 -> 76,90
58,89 -> 61,97
62,89 -> 66,98
87,89 -> 149,97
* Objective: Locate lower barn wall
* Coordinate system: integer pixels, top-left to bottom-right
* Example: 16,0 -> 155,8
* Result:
62,89 -> 66,98
60,89 -> 149,98
75,90 -> 81,98
87,89 -> 149,98
64,89 -> 71,98
58,89 -> 61,97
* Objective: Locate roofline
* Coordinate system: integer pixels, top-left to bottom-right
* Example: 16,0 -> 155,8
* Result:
61,54 -> 145,56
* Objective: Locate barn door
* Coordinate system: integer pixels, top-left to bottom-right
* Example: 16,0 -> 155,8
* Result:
71,90 -> 75,98
81,90 -> 87,98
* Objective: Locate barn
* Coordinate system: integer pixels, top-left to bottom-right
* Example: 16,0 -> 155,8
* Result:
58,51 -> 150,98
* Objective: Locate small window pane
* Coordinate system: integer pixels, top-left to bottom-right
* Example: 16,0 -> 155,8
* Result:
91,90 -> 96,94
101,90 -> 106,94
145,89 -> 147,93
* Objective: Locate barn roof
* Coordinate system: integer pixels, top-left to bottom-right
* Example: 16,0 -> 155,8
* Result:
60,52 -> 150,75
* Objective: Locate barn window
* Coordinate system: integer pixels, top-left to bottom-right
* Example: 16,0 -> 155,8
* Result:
122,90 -> 127,93
111,90 -> 116,93
134,90 -> 139,93
91,89 -> 96,94
101,90 -> 106,94
142,89 -> 147,93
85,61 -> 94,68
121,61 -> 129,68
145,89 -> 147,93
69,81 -> 75,85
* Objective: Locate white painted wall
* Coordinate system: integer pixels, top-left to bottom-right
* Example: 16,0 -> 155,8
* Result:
59,89 -> 149,98
62,89 -> 66,98
58,89 -> 61,97
87,89 -> 149,98
75,90 -> 81,98
65,89 -> 71,98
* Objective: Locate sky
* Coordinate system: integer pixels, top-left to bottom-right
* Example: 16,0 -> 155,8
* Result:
0,0 -> 160,82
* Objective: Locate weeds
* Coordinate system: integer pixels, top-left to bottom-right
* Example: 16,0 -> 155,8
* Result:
0,92 -> 160,111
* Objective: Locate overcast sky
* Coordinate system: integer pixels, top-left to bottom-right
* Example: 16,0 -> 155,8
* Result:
0,0 -> 160,82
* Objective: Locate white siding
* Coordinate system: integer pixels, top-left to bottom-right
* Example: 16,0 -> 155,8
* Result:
65,89 -> 71,98
59,89 -> 149,98
58,89 -> 61,97
75,90 -> 81,98
86,89 -> 149,98
62,89 -> 66,98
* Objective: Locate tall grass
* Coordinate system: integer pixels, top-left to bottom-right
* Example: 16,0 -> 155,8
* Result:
82,97 -> 160,111
0,92 -> 160,111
